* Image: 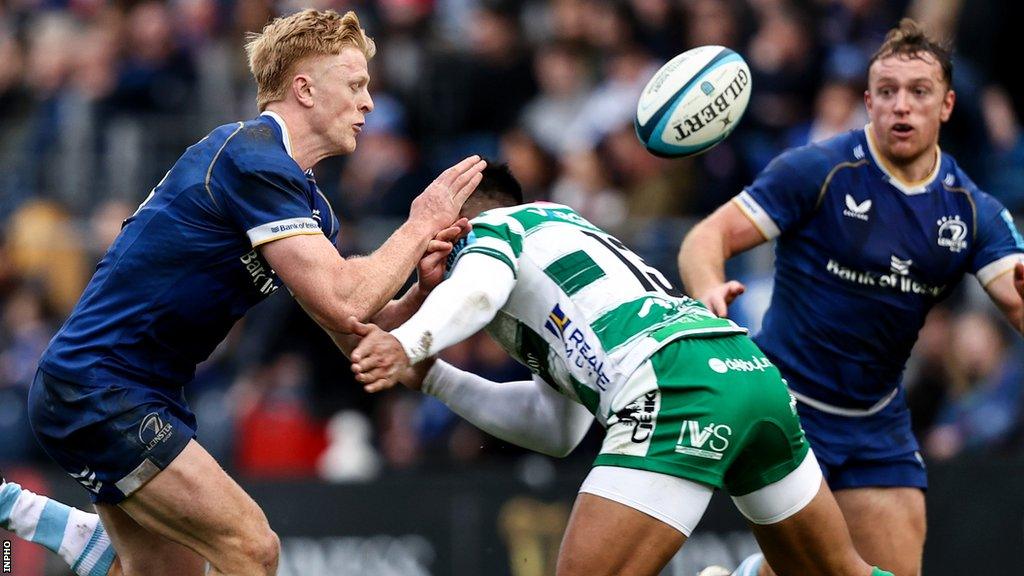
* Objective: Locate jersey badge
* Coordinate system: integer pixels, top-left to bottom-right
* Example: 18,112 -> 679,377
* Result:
937,215 -> 968,253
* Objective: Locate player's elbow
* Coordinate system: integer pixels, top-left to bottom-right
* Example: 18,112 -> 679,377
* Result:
544,442 -> 578,459
466,288 -> 503,316
309,302 -> 368,334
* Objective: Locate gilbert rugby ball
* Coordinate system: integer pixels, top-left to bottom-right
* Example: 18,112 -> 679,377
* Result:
635,46 -> 752,158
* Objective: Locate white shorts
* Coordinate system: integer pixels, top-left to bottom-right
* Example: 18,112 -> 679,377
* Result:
578,449 -> 823,536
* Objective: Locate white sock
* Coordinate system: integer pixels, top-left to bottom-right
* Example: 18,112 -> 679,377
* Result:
734,553 -> 764,576
0,480 -> 116,576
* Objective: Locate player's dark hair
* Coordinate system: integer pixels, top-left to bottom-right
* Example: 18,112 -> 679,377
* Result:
869,18 -> 953,87
473,163 -> 524,207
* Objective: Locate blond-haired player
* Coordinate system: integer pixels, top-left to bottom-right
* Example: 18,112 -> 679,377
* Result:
27,9 -> 484,575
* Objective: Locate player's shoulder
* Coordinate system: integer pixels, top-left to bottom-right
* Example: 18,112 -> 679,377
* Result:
474,202 -> 599,233
936,153 -> 1006,211
768,129 -> 865,179
217,116 -> 304,180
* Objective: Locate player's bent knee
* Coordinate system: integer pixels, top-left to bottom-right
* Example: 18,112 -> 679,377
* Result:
212,513 -> 280,572
731,449 -> 823,524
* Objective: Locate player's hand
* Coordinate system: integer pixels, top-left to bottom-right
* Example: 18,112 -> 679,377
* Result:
698,280 -> 746,317
410,156 -> 487,232
348,317 -> 412,393
417,219 -> 470,293
396,358 -> 437,392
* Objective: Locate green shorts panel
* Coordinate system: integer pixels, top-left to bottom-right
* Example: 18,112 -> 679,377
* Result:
595,334 -> 809,496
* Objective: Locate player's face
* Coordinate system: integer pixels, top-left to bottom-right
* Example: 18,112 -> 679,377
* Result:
311,48 -> 374,155
865,53 -> 954,165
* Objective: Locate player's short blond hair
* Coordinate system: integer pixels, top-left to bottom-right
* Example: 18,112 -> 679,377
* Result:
245,9 -> 376,111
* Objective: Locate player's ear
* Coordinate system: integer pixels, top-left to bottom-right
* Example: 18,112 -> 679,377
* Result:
292,74 -> 315,108
939,89 -> 955,123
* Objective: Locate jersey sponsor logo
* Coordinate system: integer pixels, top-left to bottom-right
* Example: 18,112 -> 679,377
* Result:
138,412 -> 174,452
543,304 -> 611,390
825,259 -> 945,296
70,467 -> 103,493
707,356 -> 772,374
613,391 -> 659,443
525,206 -> 593,228
937,216 -> 968,253
269,220 -> 320,235
843,194 -> 872,221
240,250 -> 279,295
889,255 -> 912,275
675,420 -> 732,460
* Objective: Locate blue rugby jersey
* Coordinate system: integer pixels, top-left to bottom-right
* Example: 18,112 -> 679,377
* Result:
41,113 -> 339,387
735,126 -> 1024,413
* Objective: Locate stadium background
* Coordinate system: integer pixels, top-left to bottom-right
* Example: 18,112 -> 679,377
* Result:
1,0 -> 1022,574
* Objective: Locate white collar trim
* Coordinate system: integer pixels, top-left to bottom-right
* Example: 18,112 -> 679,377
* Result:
863,124 -> 942,196
261,111 -> 293,159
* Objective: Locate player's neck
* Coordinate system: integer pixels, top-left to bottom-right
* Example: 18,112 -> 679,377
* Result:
885,145 -> 939,185
865,124 -> 941,188
262,105 -> 325,171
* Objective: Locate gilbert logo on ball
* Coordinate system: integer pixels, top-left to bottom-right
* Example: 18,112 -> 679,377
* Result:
635,46 -> 752,158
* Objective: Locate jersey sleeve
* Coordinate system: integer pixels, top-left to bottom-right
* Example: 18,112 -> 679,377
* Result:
970,191 -> 1024,285
213,138 -> 321,247
451,210 -> 526,277
733,145 -> 831,240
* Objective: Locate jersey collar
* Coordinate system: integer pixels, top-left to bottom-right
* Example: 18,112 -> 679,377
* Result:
863,124 -> 941,195
260,111 -> 294,159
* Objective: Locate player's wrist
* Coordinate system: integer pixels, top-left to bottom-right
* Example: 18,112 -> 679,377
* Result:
399,219 -> 439,244
421,359 -> 454,398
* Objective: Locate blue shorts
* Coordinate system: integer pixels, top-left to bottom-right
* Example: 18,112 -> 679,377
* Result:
28,368 -> 197,504
795,390 -> 927,491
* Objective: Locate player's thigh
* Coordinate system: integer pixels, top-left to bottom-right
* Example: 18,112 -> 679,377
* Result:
558,465 -> 713,576
117,439 -> 278,566
744,478 -> 871,576
557,493 -> 685,576
97,503 -> 205,576
834,487 -> 925,576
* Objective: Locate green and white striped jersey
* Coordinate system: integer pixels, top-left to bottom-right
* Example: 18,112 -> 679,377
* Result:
454,202 -> 746,421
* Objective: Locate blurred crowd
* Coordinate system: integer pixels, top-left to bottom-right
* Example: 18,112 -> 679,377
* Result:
1,0 -> 1023,479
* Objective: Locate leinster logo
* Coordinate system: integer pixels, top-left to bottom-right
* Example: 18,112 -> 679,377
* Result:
139,412 -> 174,451
937,216 -> 968,253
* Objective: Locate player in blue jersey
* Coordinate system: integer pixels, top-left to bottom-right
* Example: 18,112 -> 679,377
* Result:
680,19 -> 1024,576
25,9 -> 485,576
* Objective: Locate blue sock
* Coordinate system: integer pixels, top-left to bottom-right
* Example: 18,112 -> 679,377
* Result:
1,480 -> 116,576
733,553 -> 764,576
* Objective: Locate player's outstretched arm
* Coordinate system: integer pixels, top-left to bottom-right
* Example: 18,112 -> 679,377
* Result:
350,253 -> 516,391
678,200 -> 766,316
983,261 -> 1024,334
261,157 -> 485,335
419,360 -> 593,458
369,219 -> 470,331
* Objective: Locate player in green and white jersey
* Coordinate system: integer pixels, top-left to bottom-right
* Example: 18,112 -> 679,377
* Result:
348,165 -> 893,576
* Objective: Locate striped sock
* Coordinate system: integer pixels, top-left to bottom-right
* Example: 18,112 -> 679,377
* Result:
733,553 -> 764,576
0,481 -> 116,576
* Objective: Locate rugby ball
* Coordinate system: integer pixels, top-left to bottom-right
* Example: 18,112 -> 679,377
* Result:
635,46 -> 752,158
